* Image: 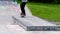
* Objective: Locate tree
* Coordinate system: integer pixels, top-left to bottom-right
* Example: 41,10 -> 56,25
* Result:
17,0 -> 60,4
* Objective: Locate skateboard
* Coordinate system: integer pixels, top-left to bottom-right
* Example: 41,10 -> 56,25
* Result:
21,15 -> 25,18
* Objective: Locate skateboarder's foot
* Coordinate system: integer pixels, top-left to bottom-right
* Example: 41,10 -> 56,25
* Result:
20,13 -> 26,18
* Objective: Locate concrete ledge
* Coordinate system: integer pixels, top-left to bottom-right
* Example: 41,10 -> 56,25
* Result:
49,22 -> 60,25
12,16 -> 60,31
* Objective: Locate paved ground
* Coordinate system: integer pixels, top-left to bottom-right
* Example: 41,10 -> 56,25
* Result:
0,1 -> 60,34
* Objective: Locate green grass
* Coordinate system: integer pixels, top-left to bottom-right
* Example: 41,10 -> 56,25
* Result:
27,2 -> 60,22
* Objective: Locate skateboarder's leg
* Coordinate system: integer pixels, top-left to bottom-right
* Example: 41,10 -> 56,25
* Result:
20,2 -> 26,15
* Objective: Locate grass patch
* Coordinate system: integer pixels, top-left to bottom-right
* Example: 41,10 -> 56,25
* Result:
27,2 -> 60,22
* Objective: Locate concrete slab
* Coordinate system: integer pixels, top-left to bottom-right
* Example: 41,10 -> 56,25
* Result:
12,15 -> 57,31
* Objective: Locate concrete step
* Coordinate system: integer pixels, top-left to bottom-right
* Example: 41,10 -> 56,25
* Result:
12,15 -> 57,31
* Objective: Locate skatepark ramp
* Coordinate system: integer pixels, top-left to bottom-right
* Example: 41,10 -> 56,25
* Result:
12,15 -> 59,31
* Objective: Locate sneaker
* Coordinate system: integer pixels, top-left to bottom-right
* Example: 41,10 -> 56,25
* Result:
20,13 -> 26,17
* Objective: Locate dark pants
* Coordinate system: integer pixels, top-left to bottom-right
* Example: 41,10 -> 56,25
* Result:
20,2 -> 26,15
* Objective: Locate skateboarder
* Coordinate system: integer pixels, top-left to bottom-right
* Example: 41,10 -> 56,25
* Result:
20,0 -> 28,17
